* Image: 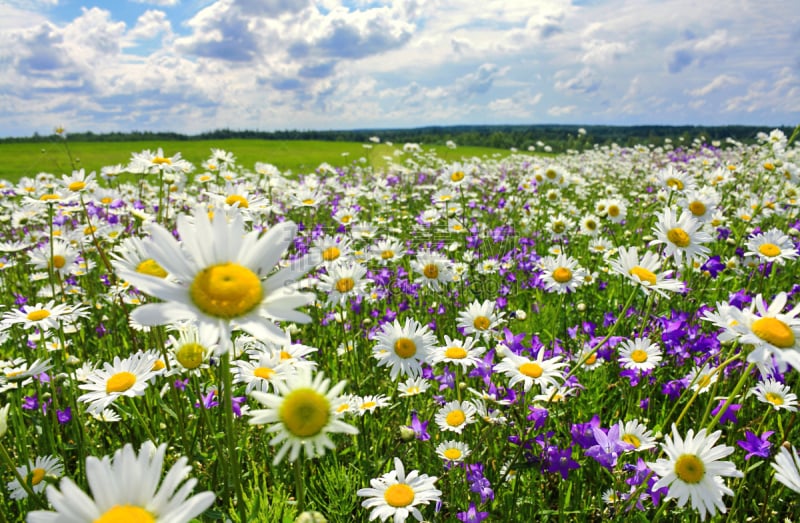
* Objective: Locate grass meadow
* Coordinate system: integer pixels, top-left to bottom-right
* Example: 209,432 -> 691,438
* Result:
1,128 -> 800,522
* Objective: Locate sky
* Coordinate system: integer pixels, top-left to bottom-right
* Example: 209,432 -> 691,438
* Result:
0,0 -> 798,137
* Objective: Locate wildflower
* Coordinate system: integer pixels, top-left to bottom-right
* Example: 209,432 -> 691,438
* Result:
371,318 -> 436,380
435,400 -> 478,434
540,253 -> 587,294
750,378 -> 799,411
585,424 -> 633,469
248,368 -> 357,464
730,292 -> 800,373
27,441 -> 214,523
2,301 -> 84,332
397,376 -> 431,397
411,250 -> 454,290
745,228 -> 799,265
617,337 -> 663,372
457,299 -> 505,341
772,444 -> 800,493
405,411 -> 431,441
7,455 -> 63,500
319,261 -> 370,305
617,419 -> 657,452
494,348 -> 567,392
736,430 -> 773,460
647,424 -> 742,521
118,206 -> 318,347
357,457 -> 441,523
685,363 -> 717,394
427,335 -> 486,370
650,208 -> 711,266
608,246 -> 684,297
234,349 -> 295,394
456,502 -> 489,523
436,440 -> 471,463
77,352 -> 159,414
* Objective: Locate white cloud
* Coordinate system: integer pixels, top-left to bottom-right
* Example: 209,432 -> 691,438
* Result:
127,10 -> 173,42
580,39 -> 628,66
547,105 -> 577,116
554,67 -> 601,94
687,74 -> 740,97
132,0 -> 180,6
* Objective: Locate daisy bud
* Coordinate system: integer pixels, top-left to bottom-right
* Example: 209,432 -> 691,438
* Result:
577,303 -> 586,312
515,309 -> 527,320
295,511 -> 328,523
0,404 -> 10,437
399,426 -> 417,442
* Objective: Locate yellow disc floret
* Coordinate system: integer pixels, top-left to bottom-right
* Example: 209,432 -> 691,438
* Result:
94,505 -> 155,523
394,338 -> 417,358
384,483 -> 415,508
674,454 -> 704,484
752,317 -> 795,348
190,263 -> 263,319
667,228 -> 691,248
106,372 -> 136,394
279,388 -> 330,438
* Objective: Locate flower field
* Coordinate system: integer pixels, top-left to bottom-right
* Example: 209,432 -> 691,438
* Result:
2,128 -> 800,522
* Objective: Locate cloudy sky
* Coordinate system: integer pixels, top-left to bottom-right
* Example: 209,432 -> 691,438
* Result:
0,0 -> 797,137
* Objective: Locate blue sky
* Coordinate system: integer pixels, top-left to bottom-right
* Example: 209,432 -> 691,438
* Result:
0,0 -> 797,137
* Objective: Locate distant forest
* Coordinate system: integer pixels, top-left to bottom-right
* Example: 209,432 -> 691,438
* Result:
3,124 -> 796,153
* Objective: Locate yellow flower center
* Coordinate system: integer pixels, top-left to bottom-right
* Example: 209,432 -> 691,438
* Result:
51,255 -> 66,269
763,162 -> 775,171
336,277 -> 355,293
545,168 -> 558,179
27,310 -> 50,321
446,409 -> 466,427
225,194 -> 249,208
381,250 -> 395,260
584,353 -> 597,365
176,343 -> 205,369
519,362 -> 543,378
696,375 -> 712,389
302,198 -> 315,205
29,468 -> 46,486
585,219 -> 597,230
152,360 -> 165,371
765,392 -> 784,406
423,263 -> 439,279
443,448 -> 462,460
254,367 -> 274,380
101,197 -> 114,204
666,227 -> 690,248
445,347 -> 467,359
94,505 -> 155,523
451,171 -> 465,182
758,243 -> 781,258
688,201 -> 706,216
106,371 -> 136,394
322,247 -> 340,262
552,267 -> 572,283
473,315 -> 491,331
630,349 -> 648,363
552,221 -> 566,234
629,266 -> 657,285
607,205 -> 620,218
68,181 -> 86,192
136,259 -> 167,278
621,434 -> 641,449
152,157 -> 171,165
666,177 -> 684,190
340,215 -> 352,224
279,350 -> 291,361
279,388 -> 330,438
40,194 -> 60,201
751,317 -> 795,348
189,262 -> 263,319
674,454 -> 705,484
394,337 -> 417,358
384,483 -> 415,508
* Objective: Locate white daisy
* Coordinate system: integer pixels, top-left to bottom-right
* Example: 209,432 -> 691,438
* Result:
750,378 -> 798,412
729,292 -> 800,373
77,352 -> 159,414
745,228 -> 798,265
397,376 -> 431,397
647,424 -> 742,521
608,246 -> 685,297
649,207 -> 712,266
248,368 -> 358,464
435,440 -> 471,463
617,337 -> 663,372
434,400 -> 478,434
539,253 -> 587,294
411,250 -> 454,290
427,335 -> 486,370
456,299 -> 505,341
494,348 -> 567,392
357,457 -> 441,523
118,206 -> 319,347
234,349 -> 295,394
318,261 -> 370,305
7,455 -> 63,500
616,419 -> 657,452
772,444 -> 800,494
371,318 -> 436,380
27,441 -> 215,523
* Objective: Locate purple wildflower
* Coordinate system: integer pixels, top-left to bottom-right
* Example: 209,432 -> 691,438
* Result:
737,430 -> 773,460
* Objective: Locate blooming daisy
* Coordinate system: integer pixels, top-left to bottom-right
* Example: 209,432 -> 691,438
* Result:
647,424 -> 742,521
353,394 -> 391,416
456,299 -> 505,341
234,348 -> 295,394
649,207 -> 712,266
7,455 -> 63,500
772,445 -> 800,494
494,348 -> 567,393
745,228 -> 798,265
370,237 -> 405,265
77,352 -> 159,414
357,457 -> 441,523
118,206 -> 318,347
679,188 -> 719,223
597,197 -> 627,224
27,441 -> 215,523
248,368 -> 358,464
435,400 -> 478,434
656,165 -> 696,193
729,292 -> 800,373
427,335 -> 486,370
127,147 -> 191,175
685,362 -> 718,394
539,253 -> 587,294
617,337 -> 663,372
616,419 -> 657,452
608,246 -> 685,297
27,239 -> 79,278
750,378 -> 798,412
397,376 -> 431,397
436,440 -> 471,463
318,261 -> 370,305
1,301 -> 85,332
371,318 -> 436,380
411,250 -> 454,290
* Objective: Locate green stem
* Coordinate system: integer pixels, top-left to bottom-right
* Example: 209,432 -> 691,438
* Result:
705,362 -> 755,431
0,442 -> 46,509
221,351 -> 246,522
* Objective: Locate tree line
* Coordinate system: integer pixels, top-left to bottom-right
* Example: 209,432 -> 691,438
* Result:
2,124 -> 794,152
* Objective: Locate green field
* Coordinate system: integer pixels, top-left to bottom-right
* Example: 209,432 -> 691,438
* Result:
0,139 -> 526,183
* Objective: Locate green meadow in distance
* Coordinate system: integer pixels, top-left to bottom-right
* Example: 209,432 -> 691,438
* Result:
0,139 -> 529,183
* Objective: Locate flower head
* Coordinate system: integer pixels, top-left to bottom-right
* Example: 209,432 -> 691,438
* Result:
357,457 -> 441,523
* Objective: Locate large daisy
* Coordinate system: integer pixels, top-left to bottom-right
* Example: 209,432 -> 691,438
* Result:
371,318 -> 436,380
608,246 -> 685,297
248,368 -> 358,465
119,206 -> 318,347
729,292 -> 800,373
27,441 -> 214,523
647,424 -> 742,521
357,457 -> 441,523
649,207 -> 712,266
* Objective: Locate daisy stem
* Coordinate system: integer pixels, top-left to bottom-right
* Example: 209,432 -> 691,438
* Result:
220,351 -> 246,522
705,361 -> 755,431
294,457 -> 306,512
0,442 -> 46,509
